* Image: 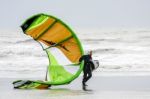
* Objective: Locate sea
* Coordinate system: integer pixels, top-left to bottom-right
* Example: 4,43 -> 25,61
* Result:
1,28 -> 150,78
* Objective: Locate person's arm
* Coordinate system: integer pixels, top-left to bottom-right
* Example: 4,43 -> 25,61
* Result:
78,56 -> 85,65
79,56 -> 83,62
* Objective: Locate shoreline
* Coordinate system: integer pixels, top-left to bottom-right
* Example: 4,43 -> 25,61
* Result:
93,71 -> 150,76
2,71 -> 150,78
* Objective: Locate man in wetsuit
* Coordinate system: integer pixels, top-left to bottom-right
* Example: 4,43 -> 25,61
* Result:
79,51 -> 95,90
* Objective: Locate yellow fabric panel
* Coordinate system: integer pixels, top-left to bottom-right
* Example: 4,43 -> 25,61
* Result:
57,38 -> 81,63
26,18 -> 55,39
38,22 -> 72,43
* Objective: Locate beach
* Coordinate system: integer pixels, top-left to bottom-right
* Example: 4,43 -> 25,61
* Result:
1,75 -> 150,99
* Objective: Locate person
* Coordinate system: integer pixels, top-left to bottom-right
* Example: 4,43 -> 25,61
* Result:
79,51 -> 95,90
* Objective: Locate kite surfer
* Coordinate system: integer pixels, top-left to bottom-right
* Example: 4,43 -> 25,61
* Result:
79,51 -> 95,90
13,14 -> 99,89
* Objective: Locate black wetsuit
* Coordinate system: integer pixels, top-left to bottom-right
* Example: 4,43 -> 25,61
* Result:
79,55 -> 95,86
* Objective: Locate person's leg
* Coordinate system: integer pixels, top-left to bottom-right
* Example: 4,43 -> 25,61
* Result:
82,70 -> 92,90
82,72 -> 87,90
82,69 -> 88,86
86,70 -> 92,82
83,68 -> 92,86
83,70 -> 92,83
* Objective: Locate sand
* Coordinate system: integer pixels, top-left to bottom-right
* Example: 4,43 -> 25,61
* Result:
1,76 -> 150,99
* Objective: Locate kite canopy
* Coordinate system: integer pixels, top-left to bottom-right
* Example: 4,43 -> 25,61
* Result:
19,14 -> 84,86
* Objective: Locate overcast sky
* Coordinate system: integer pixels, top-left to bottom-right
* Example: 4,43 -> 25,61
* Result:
0,0 -> 150,29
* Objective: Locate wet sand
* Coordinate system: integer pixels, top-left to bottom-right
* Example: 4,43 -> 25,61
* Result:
1,76 -> 150,99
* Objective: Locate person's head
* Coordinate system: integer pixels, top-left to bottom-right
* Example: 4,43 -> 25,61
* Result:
87,50 -> 92,56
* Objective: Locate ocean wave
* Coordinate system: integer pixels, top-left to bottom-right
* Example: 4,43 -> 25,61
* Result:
136,30 -> 150,33
82,38 -> 121,42
17,52 -> 46,57
82,39 -> 106,42
1,39 -> 34,45
15,39 -> 35,44
81,38 -> 138,44
139,35 -> 150,39
100,65 -> 122,69
91,48 -> 142,55
0,50 -> 46,58
92,48 -> 122,54
0,69 -> 45,72
0,51 -> 14,58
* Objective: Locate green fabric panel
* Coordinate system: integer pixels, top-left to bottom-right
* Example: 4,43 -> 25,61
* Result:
47,51 -> 73,83
27,15 -> 48,31
49,66 -> 73,83
47,51 -> 58,66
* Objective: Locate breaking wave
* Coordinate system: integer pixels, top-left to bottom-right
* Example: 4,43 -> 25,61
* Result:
15,39 -> 34,44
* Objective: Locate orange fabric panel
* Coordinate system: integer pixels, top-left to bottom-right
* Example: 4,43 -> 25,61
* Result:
26,18 -> 55,39
39,38 -> 81,63
39,22 -> 72,43
27,19 -> 81,63
36,84 -> 49,89
57,38 -> 81,63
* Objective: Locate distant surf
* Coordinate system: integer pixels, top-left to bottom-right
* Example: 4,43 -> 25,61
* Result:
1,28 -> 150,78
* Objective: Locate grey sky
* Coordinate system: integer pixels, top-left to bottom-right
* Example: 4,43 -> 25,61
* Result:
0,0 -> 150,29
